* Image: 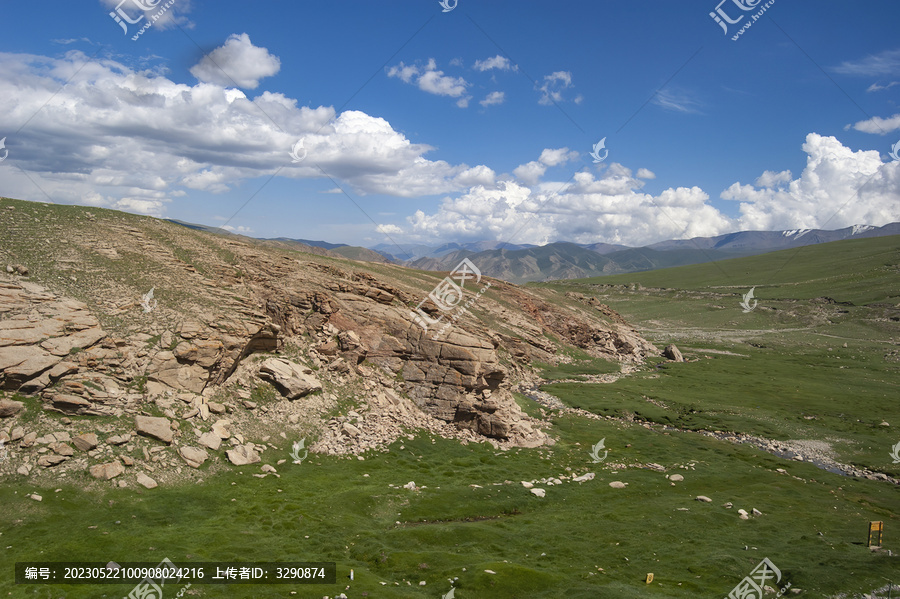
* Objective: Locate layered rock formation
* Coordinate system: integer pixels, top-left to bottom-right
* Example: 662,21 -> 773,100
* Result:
0,199 -> 659,483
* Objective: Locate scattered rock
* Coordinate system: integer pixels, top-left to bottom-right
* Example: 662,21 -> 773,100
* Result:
403,481 -> 418,491
107,434 -> 131,446
521,481 -> 534,488
211,419 -> 231,439
10,427 -> 24,441
178,446 -> 208,468
573,472 -> 595,483
90,461 -> 125,480
530,488 -> 546,498
695,495 -> 712,503
197,431 -> 222,451
20,432 -> 37,447
50,442 -> 75,456
29,494 -> 42,502
609,481 -> 627,489
37,455 -> 67,467
663,344 -> 684,362
207,402 -> 226,415
134,415 -> 174,444
751,508 -> 762,516
669,474 -> 684,482
258,358 -> 323,400
738,509 -> 749,520
136,473 -> 158,489
260,464 -> 277,473
72,433 -> 99,452
341,422 -> 361,437
226,444 -> 260,466
0,399 -> 25,417
17,464 -> 31,476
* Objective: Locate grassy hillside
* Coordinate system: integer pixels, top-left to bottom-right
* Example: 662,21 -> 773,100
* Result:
2,212 -> 898,598
570,234 -> 900,305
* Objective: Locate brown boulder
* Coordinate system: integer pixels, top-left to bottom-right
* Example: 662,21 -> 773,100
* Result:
226,444 -> 260,466
72,433 -> 99,452
258,358 -> 322,399
664,344 -> 684,362
178,446 -> 209,468
0,399 -> 25,417
90,461 -> 125,480
37,455 -> 67,467
134,415 -> 174,444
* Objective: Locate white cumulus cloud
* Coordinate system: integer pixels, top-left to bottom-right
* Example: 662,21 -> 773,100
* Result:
480,91 -> 505,107
190,33 -> 281,89
0,49 -> 495,217
847,113 -> 900,135
387,59 -> 469,102
723,133 -> 900,231
536,71 -> 574,106
405,135 -> 900,247
473,55 -> 516,72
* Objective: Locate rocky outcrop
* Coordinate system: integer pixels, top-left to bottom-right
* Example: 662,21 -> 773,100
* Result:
0,202 -> 660,471
0,281 -> 106,391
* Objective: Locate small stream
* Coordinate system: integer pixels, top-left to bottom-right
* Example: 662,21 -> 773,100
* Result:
518,383 -> 898,484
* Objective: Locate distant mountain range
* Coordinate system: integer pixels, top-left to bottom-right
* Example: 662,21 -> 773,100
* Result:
371,240 -> 538,262
397,223 -> 900,284
168,219 -> 900,284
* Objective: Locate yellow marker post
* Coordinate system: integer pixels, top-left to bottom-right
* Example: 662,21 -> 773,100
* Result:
645,573 -> 654,584
868,521 -> 884,547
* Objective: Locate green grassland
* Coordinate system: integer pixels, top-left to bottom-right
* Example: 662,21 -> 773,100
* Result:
2,232 -> 899,598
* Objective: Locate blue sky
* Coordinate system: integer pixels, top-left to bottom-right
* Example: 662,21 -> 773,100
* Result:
1,1 -> 898,250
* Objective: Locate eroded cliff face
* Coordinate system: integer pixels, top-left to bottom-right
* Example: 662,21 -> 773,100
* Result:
0,201 -> 659,474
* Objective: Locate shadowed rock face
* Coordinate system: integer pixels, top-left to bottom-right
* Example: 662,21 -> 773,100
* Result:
0,206 -> 658,448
